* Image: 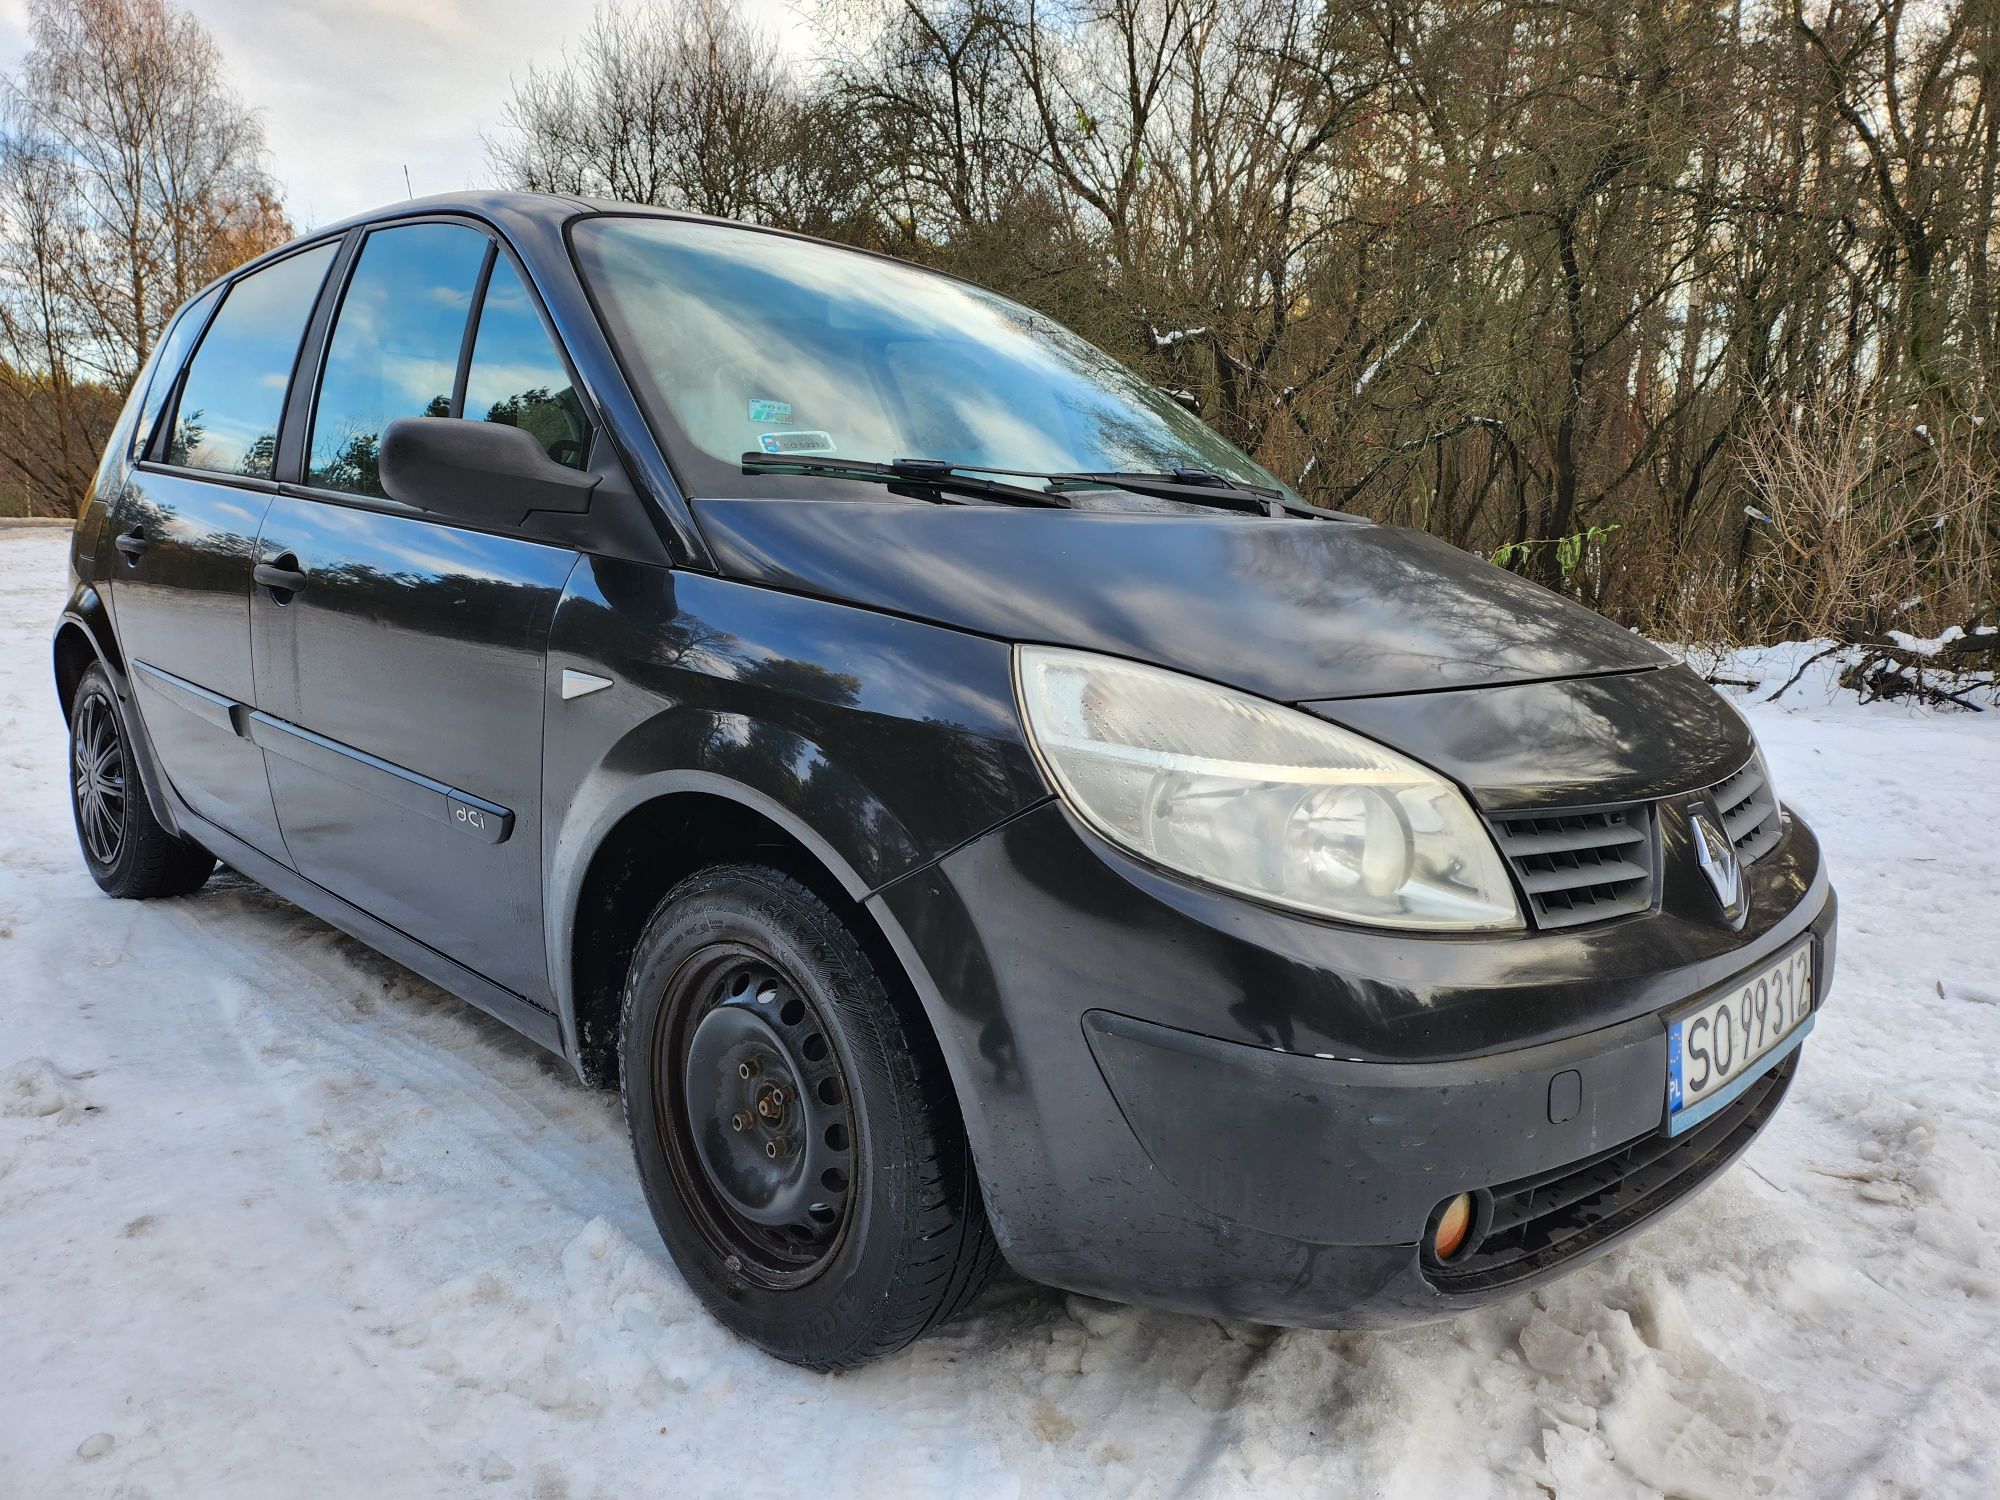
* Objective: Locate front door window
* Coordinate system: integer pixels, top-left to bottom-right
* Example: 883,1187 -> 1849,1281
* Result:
307,222 -> 489,497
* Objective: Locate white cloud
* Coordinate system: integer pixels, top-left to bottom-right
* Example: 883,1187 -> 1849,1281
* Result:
0,0 -> 809,231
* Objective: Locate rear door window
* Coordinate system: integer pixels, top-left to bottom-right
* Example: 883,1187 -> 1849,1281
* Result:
307,222 -> 491,497
165,242 -> 338,478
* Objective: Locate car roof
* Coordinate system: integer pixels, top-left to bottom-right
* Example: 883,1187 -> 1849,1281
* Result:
313,188 -> 597,235
314,188 -> 793,235
225,190 -> 873,280
201,189 -> 979,321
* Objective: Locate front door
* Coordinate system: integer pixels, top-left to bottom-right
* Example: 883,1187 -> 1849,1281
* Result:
108,241 -> 340,863
249,222 -> 593,1002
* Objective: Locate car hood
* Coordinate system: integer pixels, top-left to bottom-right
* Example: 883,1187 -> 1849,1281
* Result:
693,497 -> 1668,702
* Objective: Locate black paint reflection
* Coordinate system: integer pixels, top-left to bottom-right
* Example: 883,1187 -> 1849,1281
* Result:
694,498 -> 1666,704
548,557 -> 1047,896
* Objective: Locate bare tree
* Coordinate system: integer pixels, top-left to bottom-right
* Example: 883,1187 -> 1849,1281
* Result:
491,0 -> 1998,644
0,0 -> 289,515
487,0 -> 864,231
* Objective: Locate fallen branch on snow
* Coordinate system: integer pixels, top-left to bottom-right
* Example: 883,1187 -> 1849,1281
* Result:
1838,640 -> 1994,712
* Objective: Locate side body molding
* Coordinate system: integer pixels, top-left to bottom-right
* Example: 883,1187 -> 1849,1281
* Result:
133,658 -> 241,734
124,658 -> 518,847
247,712 -> 515,845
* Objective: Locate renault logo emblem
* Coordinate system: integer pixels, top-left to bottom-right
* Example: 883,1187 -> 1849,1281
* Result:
1690,809 -> 1743,915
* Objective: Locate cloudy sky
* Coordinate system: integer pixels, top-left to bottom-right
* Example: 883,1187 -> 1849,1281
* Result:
0,0 -> 803,230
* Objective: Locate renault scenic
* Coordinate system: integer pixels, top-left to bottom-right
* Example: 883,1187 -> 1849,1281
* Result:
53,193 -> 1835,1368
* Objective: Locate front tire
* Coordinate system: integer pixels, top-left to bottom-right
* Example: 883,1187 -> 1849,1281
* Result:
620,864 -> 999,1369
67,664 -> 215,899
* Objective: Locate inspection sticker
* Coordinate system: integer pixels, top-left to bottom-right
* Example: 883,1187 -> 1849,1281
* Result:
748,398 -> 793,424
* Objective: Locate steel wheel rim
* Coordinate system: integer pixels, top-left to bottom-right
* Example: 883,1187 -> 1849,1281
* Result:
652,943 -> 858,1290
72,691 -> 126,868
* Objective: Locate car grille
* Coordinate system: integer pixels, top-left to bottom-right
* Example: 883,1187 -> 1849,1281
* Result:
1711,755 -> 1783,864
1424,1053 -> 1796,1294
1487,803 -> 1656,930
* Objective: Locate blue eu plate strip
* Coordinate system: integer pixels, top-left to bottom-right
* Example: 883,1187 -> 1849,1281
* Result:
1667,1016 -> 1814,1136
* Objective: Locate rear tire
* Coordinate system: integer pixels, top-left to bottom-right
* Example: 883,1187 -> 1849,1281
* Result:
67,664 -> 215,900
619,864 -> 999,1369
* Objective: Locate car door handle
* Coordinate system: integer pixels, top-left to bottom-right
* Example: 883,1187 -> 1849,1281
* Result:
114,528 -> 149,562
254,555 -> 308,599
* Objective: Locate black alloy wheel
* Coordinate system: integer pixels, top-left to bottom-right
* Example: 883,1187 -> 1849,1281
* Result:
66,664 -> 216,899
70,687 -> 125,867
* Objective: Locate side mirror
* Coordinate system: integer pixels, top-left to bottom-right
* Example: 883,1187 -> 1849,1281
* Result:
378,417 -> 599,527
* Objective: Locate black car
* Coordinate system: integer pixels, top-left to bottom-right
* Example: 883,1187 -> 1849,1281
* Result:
53,192 -> 1835,1370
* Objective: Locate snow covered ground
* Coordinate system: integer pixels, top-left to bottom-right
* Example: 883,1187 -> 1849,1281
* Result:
3,523 -> 1998,1499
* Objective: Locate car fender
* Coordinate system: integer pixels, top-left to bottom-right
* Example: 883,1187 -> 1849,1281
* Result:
540,557 -> 1051,1067
55,581 -> 124,693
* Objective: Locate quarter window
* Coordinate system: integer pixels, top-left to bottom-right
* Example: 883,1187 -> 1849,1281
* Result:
166,243 -> 337,478
463,257 -> 588,468
308,223 -> 490,497
132,284 -> 222,462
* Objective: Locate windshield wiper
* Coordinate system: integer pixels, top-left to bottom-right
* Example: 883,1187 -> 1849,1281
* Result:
1056,468 -> 1351,521
1051,470 -> 1288,516
740,452 -> 1340,519
738,453 -> 1070,508
874,458 -> 1294,515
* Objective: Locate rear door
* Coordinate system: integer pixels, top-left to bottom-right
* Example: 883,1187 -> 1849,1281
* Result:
250,221 -> 590,1002
107,241 -> 340,862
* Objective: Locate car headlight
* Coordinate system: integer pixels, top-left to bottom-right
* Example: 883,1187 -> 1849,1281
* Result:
1014,646 -> 1523,931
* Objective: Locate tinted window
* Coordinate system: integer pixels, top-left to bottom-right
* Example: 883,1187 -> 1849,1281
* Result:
309,222 -> 490,496
167,243 -> 337,478
131,284 -> 222,461
463,257 -> 588,468
572,217 -> 1292,499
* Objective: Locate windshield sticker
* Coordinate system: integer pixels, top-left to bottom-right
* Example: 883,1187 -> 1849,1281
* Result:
748,398 -> 793,424
758,430 -> 837,455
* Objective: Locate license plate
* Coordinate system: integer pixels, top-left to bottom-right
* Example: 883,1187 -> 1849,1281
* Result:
1666,940 -> 1814,1134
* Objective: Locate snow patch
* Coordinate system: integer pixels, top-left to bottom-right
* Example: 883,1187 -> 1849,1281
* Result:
1355,318 -> 1425,394
1510,1276 -> 1791,1500
1,1057 -> 89,1122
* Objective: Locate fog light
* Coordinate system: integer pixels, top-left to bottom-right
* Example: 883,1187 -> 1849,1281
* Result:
1431,1193 -> 1473,1260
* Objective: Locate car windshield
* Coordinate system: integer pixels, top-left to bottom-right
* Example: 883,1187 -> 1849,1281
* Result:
572,216 -> 1297,500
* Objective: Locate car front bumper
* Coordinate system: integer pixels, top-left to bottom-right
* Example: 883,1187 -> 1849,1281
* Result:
871,796 -> 1836,1326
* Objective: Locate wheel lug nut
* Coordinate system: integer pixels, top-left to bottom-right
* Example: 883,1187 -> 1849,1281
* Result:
738,1060 -> 759,1079
765,1140 -> 782,1158
731,1112 -> 751,1132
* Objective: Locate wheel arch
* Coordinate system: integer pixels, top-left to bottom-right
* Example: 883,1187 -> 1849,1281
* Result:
52,588 -> 125,720
554,775 -> 928,1091
53,618 -> 100,722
